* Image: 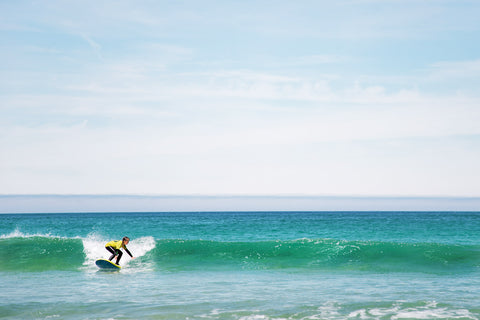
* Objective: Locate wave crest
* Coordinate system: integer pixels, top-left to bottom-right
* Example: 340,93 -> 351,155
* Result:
1,235 -> 478,273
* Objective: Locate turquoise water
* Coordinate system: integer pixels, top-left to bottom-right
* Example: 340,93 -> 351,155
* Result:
1,212 -> 480,319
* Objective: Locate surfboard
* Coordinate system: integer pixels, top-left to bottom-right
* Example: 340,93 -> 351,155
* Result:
95,259 -> 121,270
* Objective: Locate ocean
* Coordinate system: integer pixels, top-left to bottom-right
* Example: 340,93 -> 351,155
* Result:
1,211 -> 479,319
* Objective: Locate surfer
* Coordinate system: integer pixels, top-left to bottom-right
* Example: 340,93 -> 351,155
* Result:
105,237 -> 135,265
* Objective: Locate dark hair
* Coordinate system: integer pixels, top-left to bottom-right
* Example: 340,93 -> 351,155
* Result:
123,237 -> 130,242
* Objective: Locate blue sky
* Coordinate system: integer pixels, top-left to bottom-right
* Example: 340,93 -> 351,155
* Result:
1,0 -> 480,197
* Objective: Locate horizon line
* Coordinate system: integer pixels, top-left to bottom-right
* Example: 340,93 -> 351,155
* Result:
2,194 -> 480,199
1,194 -> 479,213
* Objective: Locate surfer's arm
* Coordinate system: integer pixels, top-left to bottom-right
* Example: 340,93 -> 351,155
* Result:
124,247 -> 133,258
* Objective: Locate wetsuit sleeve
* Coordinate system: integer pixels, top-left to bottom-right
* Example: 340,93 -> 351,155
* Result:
124,246 -> 133,257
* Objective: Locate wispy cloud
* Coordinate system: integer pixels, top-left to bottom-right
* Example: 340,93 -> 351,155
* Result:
428,59 -> 480,81
79,33 -> 103,59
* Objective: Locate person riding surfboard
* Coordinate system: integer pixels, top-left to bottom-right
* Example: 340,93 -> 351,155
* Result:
105,236 -> 135,265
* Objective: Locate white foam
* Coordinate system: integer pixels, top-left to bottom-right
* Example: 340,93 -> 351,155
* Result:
316,301 -> 342,319
392,305 -> 477,320
346,301 -> 478,320
128,236 -> 156,259
124,236 -> 157,272
82,233 -> 109,266
238,315 -> 270,320
0,228 -> 60,239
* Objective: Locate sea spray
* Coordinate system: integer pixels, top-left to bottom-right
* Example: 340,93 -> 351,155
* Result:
82,233 -> 109,267
0,228 -> 57,239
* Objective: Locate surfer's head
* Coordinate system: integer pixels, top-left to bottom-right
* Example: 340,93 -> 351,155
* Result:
122,236 -> 130,244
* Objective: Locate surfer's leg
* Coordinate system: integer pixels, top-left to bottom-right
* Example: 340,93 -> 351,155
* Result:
115,250 -> 123,264
106,246 -> 116,261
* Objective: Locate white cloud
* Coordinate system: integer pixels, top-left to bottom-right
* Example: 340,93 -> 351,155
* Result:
2,0 -> 480,196
428,59 -> 480,81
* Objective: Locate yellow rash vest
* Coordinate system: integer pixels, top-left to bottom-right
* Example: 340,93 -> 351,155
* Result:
105,240 -> 133,258
105,240 -> 125,249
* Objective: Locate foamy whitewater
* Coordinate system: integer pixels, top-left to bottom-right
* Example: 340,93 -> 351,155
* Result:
1,212 -> 479,319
